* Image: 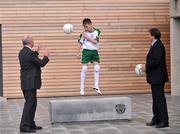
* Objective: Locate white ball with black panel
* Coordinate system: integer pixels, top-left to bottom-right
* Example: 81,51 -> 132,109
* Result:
63,24 -> 74,34
135,64 -> 145,76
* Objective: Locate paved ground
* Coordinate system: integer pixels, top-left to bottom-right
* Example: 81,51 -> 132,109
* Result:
0,94 -> 180,134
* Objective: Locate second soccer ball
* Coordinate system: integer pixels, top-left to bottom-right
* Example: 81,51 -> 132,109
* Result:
135,64 -> 145,76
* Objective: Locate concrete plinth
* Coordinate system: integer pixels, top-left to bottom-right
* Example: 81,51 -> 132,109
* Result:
49,97 -> 131,123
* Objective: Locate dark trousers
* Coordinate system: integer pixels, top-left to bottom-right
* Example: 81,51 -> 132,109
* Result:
20,89 -> 37,129
151,84 -> 169,124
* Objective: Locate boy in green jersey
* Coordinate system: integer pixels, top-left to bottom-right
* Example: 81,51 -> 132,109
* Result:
77,18 -> 102,96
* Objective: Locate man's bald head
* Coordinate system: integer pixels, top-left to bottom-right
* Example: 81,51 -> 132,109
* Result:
22,35 -> 34,47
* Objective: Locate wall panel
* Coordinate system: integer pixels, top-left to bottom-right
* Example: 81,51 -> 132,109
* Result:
0,0 -> 170,98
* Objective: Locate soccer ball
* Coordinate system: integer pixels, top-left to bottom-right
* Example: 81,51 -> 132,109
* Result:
63,24 -> 74,34
135,64 -> 145,76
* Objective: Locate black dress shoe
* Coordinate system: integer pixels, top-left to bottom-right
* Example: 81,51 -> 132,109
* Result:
146,121 -> 159,126
31,125 -> 42,130
156,123 -> 169,128
20,127 -> 36,133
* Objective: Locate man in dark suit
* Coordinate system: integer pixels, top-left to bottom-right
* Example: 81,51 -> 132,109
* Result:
142,28 -> 169,128
19,35 -> 49,133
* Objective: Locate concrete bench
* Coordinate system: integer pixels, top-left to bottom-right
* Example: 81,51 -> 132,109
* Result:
49,97 -> 131,123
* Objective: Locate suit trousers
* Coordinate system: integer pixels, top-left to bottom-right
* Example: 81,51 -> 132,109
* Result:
20,89 -> 37,129
151,84 -> 169,124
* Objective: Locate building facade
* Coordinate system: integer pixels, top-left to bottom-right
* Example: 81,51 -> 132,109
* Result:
170,0 -> 180,96
0,0 -> 170,98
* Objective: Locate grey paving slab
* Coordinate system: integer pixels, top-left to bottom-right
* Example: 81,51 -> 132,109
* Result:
0,97 -> 6,102
0,94 -> 180,134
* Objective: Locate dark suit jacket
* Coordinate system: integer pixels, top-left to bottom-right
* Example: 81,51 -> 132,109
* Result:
146,39 -> 168,85
19,47 -> 49,90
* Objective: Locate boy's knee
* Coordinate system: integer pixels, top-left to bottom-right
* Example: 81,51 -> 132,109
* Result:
94,64 -> 100,72
81,65 -> 88,72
